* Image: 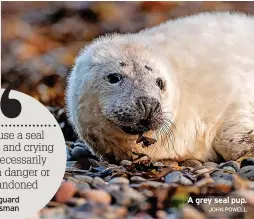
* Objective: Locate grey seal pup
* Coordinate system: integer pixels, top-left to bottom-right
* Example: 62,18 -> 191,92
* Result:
66,12 -> 254,163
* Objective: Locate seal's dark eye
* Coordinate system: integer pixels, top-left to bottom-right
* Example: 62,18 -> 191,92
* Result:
156,78 -> 164,90
106,73 -> 122,84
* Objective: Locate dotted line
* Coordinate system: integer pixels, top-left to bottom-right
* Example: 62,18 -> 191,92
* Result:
0,124 -> 57,127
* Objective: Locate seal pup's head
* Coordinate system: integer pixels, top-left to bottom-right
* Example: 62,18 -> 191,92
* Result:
66,34 -> 179,161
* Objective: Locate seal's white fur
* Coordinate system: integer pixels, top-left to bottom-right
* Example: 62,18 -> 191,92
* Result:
67,12 -> 254,162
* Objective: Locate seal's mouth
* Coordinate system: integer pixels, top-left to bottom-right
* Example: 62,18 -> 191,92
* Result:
120,126 -> 149,135
119,118 -> 156,135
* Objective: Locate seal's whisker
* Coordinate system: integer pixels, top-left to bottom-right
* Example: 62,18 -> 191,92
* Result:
163,118 -> 175,140
163,121 -> 175,145
160,126 -> 172,152
163,117 -> 176,130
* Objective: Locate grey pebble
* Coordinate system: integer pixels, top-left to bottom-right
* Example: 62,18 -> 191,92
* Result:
71,146 -> 90,160
180,176 -> 193,185
211,170 -> 233,185
221,166 -> 236,172
239,166 -> 254,180
165,171 -> 193,185
109,177 -> 129,185
210,170 -> 232,180
75,175 -> 93,184
91,176 -> 107,188
76,182 -> 91,191
130,176 -> 147,183
241,158 -> 254,168
203,162 -> 219,169
106,185 -> 145,206
120,160 -> 132,166
219,161 -> 240,172
165,171 -> 181,184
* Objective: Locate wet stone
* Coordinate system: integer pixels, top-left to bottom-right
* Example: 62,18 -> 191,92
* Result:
181,159 -> 202,168
71,146 -> 90,160
203,162 -> 219,169
109,177 -> 129,185
239,166 -> 254,180
165,171 -> 193,185
219,161 -> 240,172
241,158 -> 254,168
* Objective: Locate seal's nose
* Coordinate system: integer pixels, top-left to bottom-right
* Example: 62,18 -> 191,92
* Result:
136,96 -> 161,115
136,96 -> 161,131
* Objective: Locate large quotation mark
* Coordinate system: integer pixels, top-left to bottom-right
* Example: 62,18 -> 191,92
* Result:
0,83 -> 22,118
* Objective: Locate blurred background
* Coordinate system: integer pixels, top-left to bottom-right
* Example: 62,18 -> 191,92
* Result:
2,1 -> 254,107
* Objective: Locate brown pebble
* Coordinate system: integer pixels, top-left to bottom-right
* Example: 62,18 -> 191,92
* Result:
54,182 -> 77,204
203,162 -> 219,169
182,159 -> 202,168
82,189 -> 111,205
